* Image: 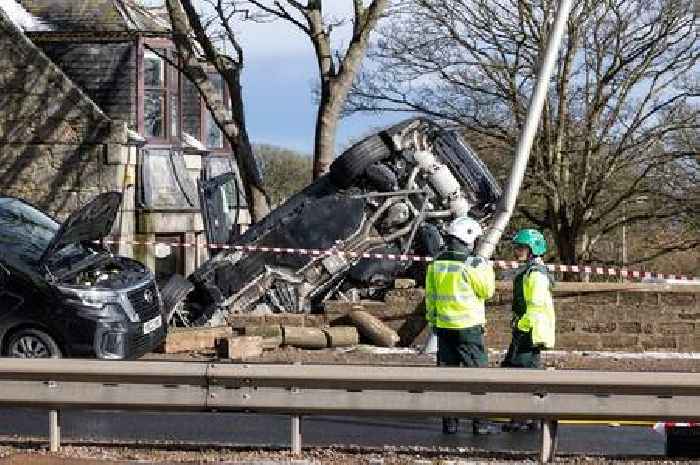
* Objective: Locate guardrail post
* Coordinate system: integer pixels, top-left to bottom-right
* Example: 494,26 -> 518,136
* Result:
539,419 -> 558,463
49,409 -> 61,452
291,415 -> 302,455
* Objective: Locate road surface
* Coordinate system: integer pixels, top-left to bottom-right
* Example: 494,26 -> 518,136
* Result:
0,408 -> 665,456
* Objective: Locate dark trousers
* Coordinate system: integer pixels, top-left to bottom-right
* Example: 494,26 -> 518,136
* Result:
436,326 -> 487,433
501,329 -> 541,368
436,326 -> 488,368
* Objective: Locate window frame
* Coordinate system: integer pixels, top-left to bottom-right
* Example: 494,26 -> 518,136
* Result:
138,38 -> 182,145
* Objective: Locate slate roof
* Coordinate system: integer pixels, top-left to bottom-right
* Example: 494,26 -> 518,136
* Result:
17,0 -> 170,34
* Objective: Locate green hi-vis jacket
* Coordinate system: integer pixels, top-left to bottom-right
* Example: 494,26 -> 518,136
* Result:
425,251 -> 496,329
513,262 -> 556,349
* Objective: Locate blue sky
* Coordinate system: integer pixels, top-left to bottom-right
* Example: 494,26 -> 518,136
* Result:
232,3 -> 407,155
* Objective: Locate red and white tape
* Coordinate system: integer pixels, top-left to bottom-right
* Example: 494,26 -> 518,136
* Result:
97,238 -> 699,282
654,422 -> 700,434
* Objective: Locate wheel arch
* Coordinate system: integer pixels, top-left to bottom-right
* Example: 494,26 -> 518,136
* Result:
0,321 -> 67,357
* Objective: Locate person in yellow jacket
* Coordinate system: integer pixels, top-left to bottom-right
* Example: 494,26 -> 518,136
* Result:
425,216 -> 495,435
501,229 -> 555,432
502,228 -> 556,370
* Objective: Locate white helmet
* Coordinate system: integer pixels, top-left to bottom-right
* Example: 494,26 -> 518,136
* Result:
447,217 -> 483,246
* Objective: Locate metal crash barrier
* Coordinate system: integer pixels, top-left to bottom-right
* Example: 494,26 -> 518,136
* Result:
2,359 -> 700,463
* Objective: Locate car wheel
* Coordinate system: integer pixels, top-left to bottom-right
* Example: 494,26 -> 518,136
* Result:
160,273 -> 195,326
5,328 -> 62,359
329,132 -> 394,188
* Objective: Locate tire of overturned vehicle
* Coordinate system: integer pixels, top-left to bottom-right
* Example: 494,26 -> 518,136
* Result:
4,328 -> 62,358
329,133 -> 394,188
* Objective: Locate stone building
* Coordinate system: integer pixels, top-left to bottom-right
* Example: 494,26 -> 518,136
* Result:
0,0 -> 249,280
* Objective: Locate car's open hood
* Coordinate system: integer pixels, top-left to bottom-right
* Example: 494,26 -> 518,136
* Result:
40,192 -> 122,266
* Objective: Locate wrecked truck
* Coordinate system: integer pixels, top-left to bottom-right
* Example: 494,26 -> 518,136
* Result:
163,117 -> 502,327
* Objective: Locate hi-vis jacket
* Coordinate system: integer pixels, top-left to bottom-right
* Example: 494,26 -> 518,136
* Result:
512,261 -> 556,349
425,251 -> 496,329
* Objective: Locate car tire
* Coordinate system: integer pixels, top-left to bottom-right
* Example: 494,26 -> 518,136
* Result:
329,132 -> 394,188
160,274 -> 195,325
4,328 -> 62,359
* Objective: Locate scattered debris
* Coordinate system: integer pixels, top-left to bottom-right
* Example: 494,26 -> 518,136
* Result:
163,327 -> 232,353
282,327 -> 328,349
349,310 -> 400,348
394,279 -> 417,289
324,327 -> 360,348
246,325 -> 284,338
215,336 -> 263,360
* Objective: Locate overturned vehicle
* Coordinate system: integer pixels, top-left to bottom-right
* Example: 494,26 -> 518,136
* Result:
164,118 -> 502,327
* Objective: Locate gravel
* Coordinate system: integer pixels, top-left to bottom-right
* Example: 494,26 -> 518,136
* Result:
2,444 -> 700,464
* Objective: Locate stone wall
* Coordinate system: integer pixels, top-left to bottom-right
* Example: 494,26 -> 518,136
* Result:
485,287 -> 699,352
0,11 -> 134,248
323,284 -> 700,352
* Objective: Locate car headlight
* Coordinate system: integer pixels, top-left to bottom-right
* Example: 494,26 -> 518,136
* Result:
57,286 -> 125,321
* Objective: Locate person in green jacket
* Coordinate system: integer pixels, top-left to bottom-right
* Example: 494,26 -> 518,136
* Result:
425,216 -> 496,435
502,228 -> 556,431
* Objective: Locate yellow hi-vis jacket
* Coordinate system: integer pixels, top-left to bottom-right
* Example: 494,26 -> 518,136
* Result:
514,265 -> 556,349
425,252 -> 495,329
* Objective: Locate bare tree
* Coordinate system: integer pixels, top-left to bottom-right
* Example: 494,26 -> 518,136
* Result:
245,0 -> 389,178
349,0 -> 699,266
164,0 -> 270,222
254,144 -> 312,206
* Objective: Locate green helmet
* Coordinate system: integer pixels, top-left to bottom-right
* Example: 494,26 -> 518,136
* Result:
513,228 -> 547,256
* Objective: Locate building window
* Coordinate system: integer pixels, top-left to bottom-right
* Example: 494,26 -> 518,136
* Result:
205,73 -> 224,149
142,47 -> 180,141
144,49 -> 165,138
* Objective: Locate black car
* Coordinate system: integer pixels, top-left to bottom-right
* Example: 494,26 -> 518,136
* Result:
164,117 -> 502,327
0,192 -> 166,359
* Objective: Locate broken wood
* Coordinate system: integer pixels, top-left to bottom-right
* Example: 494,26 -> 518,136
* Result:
394,278 -> 416,289
349,310 -> 400,347
245,325 -> 283,338
282,326 -> 328,349
324,327 -> 359,347
163,327 -> 232,353
216,336 -> 263,360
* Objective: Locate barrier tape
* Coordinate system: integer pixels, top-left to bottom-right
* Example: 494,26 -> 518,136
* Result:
654,422 -> 700,434
97,238 -> 700,282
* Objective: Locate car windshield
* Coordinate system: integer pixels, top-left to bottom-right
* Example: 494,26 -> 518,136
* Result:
0,198 -> 59,264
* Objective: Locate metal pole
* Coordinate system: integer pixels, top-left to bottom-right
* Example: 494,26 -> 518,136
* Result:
621,205 -> 627,282
290,414 -> 302,455
476,0 -> 574,259
49,410 -> 61,452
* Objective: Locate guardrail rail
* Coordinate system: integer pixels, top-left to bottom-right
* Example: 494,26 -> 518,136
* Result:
2,359 -> 700,462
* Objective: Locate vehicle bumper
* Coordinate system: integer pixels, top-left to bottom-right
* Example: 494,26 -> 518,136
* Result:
94,318 -> 166,360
